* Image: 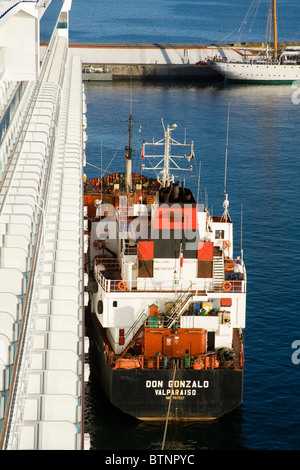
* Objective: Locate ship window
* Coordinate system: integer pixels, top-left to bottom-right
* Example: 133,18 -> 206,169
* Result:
197,260 -> 213,278
138,259 -> 153,278
113,301 -> 118,307
215,230 -> 224,239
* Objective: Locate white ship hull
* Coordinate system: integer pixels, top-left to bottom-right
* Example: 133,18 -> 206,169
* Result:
209,60 -> 300,83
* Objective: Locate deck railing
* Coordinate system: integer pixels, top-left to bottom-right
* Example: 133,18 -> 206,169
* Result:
96,273 -> 246,294
0,1 -> 38,18
93,257 -> 246,294
107,326 -> 244,372
108,352 -> 244,371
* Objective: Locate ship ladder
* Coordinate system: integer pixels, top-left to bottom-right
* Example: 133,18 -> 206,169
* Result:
213,253 -> 225,290
166,285 -> 193,329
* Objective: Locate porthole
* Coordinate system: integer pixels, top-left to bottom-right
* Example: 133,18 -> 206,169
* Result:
97,300 -> 103,314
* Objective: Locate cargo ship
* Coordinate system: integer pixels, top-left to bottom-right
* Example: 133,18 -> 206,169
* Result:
84,115 -> 246,420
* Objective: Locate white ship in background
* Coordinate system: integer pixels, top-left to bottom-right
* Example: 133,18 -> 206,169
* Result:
209,0 -> 300,83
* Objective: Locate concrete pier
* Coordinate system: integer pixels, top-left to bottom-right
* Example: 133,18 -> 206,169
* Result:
70,42 -> 223,81
82,63 -> 221,81
67,41 -> 300,82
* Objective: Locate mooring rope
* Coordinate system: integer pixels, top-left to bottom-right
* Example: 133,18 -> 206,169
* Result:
161,364 -> 177,450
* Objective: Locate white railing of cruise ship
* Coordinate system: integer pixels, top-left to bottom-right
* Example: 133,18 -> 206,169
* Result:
4,217 -> 46,449
0,31 -> 68,450
0,1 -> 39,17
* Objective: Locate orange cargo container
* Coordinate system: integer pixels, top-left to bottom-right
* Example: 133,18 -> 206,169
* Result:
144,329 -> 166,357
221,298 -> 232,307
162,329 -> 206,357
144,328 -> 206,357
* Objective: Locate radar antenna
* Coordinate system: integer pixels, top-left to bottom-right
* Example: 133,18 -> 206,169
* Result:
141,120 -> 194,188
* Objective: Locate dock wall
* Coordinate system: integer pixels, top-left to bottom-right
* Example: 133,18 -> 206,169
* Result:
69,43 -> 212,65
44,42 -> 300,81
67,43 -> 226,81
82,64 -> 221,81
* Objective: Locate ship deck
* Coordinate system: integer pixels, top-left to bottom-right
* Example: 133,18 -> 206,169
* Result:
92,256 -> 245,294
88,312 -> 244,373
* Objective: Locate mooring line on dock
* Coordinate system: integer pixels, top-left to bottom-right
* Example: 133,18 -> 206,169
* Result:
86,161 -> 112,174
161,364 -> 176,450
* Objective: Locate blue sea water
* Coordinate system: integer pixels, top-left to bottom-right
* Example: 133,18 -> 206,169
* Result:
70,0 -> 300,451
70,0 -> 300,44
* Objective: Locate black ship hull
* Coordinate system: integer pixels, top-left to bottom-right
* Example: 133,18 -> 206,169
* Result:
88,314 -> 243,421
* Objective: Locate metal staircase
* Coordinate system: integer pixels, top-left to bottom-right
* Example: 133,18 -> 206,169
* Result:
120,303 -> 148,356
213,251 -> 225,289
166,283 -> 193,328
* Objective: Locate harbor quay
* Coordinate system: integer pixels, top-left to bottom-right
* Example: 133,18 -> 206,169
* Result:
64,41 -> 300,81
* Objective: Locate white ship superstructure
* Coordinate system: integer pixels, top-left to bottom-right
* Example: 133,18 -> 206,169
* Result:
90,193 -> 246,358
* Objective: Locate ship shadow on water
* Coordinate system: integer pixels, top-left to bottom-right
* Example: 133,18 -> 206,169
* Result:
85,371 -> 247,451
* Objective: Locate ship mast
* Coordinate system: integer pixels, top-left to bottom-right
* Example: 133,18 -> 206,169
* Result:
162,123 -> 173,187
273,0 -> 278,59
125,114 -> 135,193
142,121 -> 194,188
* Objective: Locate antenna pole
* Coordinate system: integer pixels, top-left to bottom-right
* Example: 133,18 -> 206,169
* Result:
125,114 -> 135,194
222,102 -> 230,222
224,102 -> 230,197
101,140 -> 103,193
197,161 -> 201,204
273,0 -> 278,59
163,124 -> 171,187
241,203 -> 243,263
222,103 -> 230,223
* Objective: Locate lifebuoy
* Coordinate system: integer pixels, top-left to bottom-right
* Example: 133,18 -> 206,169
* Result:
225,259 -> 235,272
222,281 -> 232,291
118,281 -> 128,291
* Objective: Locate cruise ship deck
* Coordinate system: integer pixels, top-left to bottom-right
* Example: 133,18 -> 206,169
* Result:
0,1 -> 88,449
